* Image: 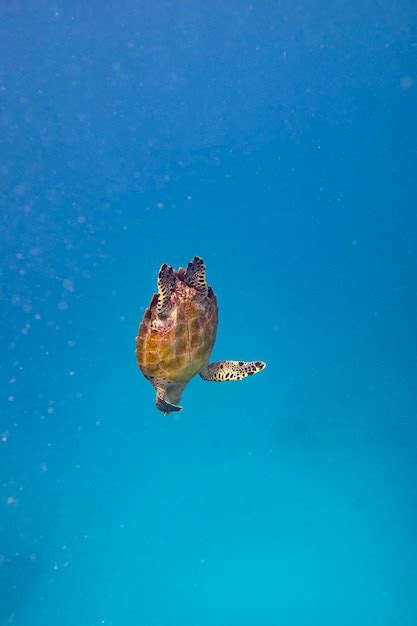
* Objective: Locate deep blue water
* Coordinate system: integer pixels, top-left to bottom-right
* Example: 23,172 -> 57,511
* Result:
1,2 -> 417,625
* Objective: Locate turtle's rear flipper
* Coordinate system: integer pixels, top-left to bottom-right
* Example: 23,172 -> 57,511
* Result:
184,256 -> 207,293
157,263 -> 176,315
200,360 -> 266,382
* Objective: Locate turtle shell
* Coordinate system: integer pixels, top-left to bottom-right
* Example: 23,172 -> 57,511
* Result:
136,277 -> 218,385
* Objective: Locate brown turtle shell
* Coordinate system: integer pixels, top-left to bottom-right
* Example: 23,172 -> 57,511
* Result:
136,277 -> 218,385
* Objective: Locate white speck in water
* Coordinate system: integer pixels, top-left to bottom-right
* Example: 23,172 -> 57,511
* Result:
14,183 -> 26,196
400,75 -> 414,89
63,278 -> 74,292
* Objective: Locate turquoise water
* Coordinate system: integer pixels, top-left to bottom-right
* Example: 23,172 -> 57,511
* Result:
1,2 -> 417,625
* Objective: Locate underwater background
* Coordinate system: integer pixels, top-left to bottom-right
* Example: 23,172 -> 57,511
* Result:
1,1 -> 417,625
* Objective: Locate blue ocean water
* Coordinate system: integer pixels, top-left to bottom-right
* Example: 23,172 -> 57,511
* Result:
1,1 -> 417,625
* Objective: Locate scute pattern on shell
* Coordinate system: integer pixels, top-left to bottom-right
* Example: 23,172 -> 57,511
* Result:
136,284 -> 218,385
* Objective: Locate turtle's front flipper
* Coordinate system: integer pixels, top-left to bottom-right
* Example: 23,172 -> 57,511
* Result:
200,360 -> 266,382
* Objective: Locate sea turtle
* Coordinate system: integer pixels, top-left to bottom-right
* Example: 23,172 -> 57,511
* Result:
136,256 -> 266,414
